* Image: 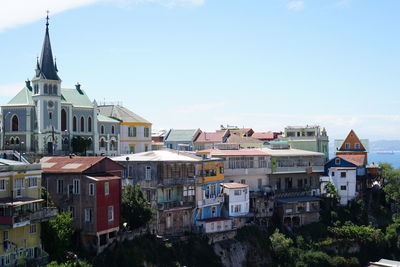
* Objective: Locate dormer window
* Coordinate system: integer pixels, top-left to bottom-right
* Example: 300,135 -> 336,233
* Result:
355,143 -> 360,149
345,143 -> 350,149
335,158 -> 341,165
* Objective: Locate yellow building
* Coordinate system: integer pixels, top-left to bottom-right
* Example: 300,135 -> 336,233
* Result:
0,159 -> 56,266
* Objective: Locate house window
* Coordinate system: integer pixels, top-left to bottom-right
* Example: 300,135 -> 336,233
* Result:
3,231 -> 8,241
73,116 -> 77,132
73,179 -> 80,194
57,180 -> 64,194
331,172 -> 335,177
144,127 -> 150,137
44,84 -> 48,94
84,208 -> 93,223
241,179 -> 246,184
111,125 -> 115,134
49,112 -> 52,120
145,145 -> 149,152
105,182 -> 109,195
219,167 -> 224,174
355,143 -> 360,149
14,178 -> 23,189
345,143 -> 350,149
0,180 -> 6,191
335,158 -> 341,165
100,138 -> 105,148
89,183 -> 95,196
341,172 -> 346,178
88,117 -> 92,132
129,145 -> 135,153
101,125 -> 105,134
28,177 -> 38,187
80,117 -> 85,132
11,115 -> 19,131
128,166 -> 134,177
234,205 -> 242,213
234,189 -> 242,196
165,188 -> 172,201
145,166 -> 151,180
183,186 -> 195,197
340,185 -> 347,191
29,224 -> 37,234
166,214 -> 172,229
108,206 -> 114,222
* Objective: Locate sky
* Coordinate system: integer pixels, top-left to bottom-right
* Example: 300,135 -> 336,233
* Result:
1,0 -> 400,141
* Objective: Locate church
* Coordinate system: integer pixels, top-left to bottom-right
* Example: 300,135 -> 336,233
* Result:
1,16 -> 152,156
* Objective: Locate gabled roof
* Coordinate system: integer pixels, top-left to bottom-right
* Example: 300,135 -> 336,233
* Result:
61,88 -> 93,108
165,129 -> 201,142
227,135 -> 263,144
41,156 -> 106,173
98,105 -> 150,124
6,87 -> 33,106
338,130 -> 366,151
337,154 -> 366,167
195,131 -> 228,143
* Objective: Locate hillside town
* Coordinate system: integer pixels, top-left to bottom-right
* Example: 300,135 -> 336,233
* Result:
1,16 -> 400,267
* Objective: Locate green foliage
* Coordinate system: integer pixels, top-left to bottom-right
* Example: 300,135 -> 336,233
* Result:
71,136 -> 92,154
269,229 -> 293,256
382,163 -> 400,206
94,234 -> 222,267
328,223 -> 384,244
324,181 -> 339,199
41,213 -> 75,261
46,259 -> 92,267
121,184 -> 154,229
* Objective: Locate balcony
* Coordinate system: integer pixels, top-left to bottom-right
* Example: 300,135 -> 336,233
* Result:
275,189 -> 320,199
224,167 -> 270,176
0,207 -> 57,228
161,177 -> 196,186
273,165 -> 324,174
157,200 -> 194,211
197,196 -> 224,208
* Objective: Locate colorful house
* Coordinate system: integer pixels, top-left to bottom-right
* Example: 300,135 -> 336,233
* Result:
195,158 -> 232,233
0,159 -> 57,266
193,130 -> 230,151
41,156 -> 124,254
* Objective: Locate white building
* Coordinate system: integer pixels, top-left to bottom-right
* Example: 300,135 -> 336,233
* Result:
327,166 -> 357,205
221,183 -> 249,217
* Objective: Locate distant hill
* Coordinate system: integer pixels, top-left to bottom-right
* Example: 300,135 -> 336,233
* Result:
369,140 -> 400,152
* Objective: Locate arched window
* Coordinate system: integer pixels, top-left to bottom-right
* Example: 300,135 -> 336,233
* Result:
10,138 -> 14,145
61,109 -> 67,131
63,138 -> 69,145
80,117 -> 85,132
53,85 -> 58,95
110,140 -> 116,150
73,116 -> 77,132
44,84 -> 48,94
111,125 -> 115,134
15,138 -> 20,145
100,125 -> 105,134
88,117 -> 92,132
100,139 -> 105,148
11,115 -> 19,131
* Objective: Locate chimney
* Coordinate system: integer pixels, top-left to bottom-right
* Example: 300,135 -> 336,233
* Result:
25,80 -> 32,91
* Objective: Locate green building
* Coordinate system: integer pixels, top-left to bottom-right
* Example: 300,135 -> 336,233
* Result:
281,125 -> 329,161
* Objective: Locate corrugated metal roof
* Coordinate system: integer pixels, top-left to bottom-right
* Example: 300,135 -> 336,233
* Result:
97,114 -> 120,123
61,88 -> 93,108
41,156 -> 106,172
337,154 -> 366,166
112,150 -> 202,162
6,87 -> 33,105
165,129 -> 200,142
98,105 -> 150,123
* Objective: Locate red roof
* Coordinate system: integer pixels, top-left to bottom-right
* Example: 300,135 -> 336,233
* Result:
41,156 -> 106,173
195,131 -> 226,143
252,132 -> 275,140
86,175 -> 121,181
338,155 -> 366,167
199,148 -> 267,156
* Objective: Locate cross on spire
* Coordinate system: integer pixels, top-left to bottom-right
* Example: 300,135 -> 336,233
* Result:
46,10 -> 50,27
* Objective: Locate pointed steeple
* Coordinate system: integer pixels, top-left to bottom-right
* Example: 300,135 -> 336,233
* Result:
35,13 -> 60,81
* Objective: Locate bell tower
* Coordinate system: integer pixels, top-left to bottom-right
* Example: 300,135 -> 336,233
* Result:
31,12 -> 62,154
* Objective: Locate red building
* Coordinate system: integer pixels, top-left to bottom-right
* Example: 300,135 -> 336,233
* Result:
41,156 -> 124,254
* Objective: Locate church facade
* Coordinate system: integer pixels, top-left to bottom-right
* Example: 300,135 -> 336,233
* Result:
1,17 -> 151,156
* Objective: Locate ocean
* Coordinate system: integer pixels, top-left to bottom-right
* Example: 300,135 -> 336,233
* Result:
368,152 -> 400,169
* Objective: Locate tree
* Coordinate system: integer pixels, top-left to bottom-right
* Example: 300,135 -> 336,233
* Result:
269,229 -> 293,260
121,184 -> 153,229
382,163 -> 400,208
324,181 -> 338,200
46,259 -> 92,267
41,213 -> 75,261
71,136 -> 92,155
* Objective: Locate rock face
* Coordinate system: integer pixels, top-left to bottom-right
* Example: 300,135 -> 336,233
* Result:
213,239 -> 272,267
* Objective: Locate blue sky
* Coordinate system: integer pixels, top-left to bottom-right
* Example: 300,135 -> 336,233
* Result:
1,0 -> 400,140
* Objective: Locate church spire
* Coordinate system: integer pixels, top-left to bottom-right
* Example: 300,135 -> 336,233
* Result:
35,11 -> 60,81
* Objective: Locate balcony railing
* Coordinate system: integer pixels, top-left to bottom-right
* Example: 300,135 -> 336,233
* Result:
0,207 -> 57,227
273,165 -> 324,174
157,200 -> 194,211
162,177 -> 196,186
197,196 -> 224,207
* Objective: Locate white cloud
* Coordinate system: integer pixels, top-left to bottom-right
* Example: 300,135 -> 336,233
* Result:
0,0 -> 205,33
0,82 -> 24,97
287,0 -> 305,10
